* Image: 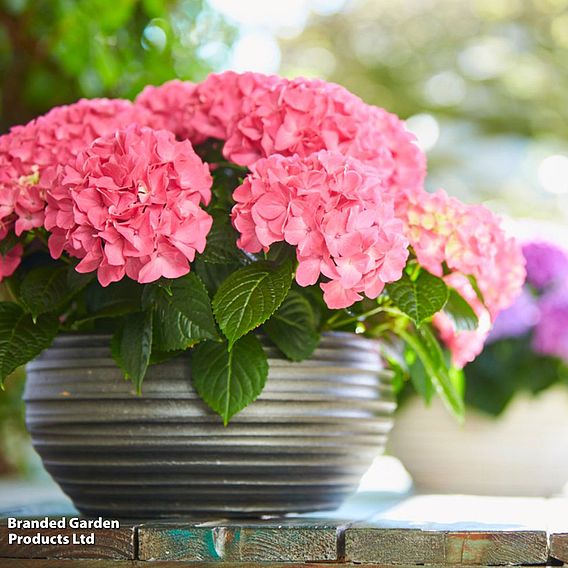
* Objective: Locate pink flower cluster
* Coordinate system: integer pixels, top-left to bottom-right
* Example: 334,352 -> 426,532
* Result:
136,72 -> 280,145
401,188 -> 525,366
0,98 -> 154,240
232,150 -> 409,309
136,73 -> 426,198
45,126 -> 212,286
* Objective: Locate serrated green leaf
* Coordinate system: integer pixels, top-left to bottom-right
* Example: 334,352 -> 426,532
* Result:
213,260 -> 293,348
192,334 -> 268,425
264,291 -> 320,361
444,288 -> 479,331
20,265 -> 71,318
152,273 -> 218,351
0,302 -> 59,383
387,270 -> 449,325
111,310 -> 153,393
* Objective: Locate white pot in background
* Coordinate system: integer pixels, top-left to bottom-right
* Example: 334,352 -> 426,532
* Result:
387,386 -> 568,497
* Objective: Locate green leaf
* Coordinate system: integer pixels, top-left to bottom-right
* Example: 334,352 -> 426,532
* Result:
265,242 -> 295,265
213,260 -> 293,348
0,302 -> 59,383
444,288 -> 479,331
406,349 -> 435,404
397,324 -> 464,421
66,265 -> 96,291
199,211 -> 247,264
387,270 -> 449,326
111,310 -> 153,394
417,325 -> 465,420
152,273 -> 219,351
264,291 -> 320,361
467,274 -> 488,309
20,265 -> 71,318
192,334 -> 268,425
194,259 -> 239,296
86,278 -> 141,314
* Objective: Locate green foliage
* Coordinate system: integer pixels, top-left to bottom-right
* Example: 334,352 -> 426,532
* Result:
149,273 -> 218,351
199,211 -> 248,265
212,260 -> 293,348
0,0 -> 236,131
192,334 -> 268,425
19,264 -> 89,319
387,269 -> 449,326
397,323 -> 464,420
444,288 -> 479,332
465,335 -> 568,416
0,302 -> 58,384
111,310 -> 153,393
264,290 -> 320,361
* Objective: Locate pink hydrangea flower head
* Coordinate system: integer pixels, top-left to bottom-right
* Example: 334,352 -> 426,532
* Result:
403,188 -> 526,319
223,76 -> 426,193
0,243 -> 23,282
0,98 -> 155,237
135,80 -> 199,141
136,73 -> 282,147
232,150 -> 410,309
45,125 -> 213,287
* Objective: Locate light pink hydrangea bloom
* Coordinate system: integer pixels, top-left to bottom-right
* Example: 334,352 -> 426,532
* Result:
0,98 -> 154,237
232,150 -> 409,309
45,126 -> 213,287
402,188 -> 525,366
0,243 -> 23,282
403,188 -> 525,319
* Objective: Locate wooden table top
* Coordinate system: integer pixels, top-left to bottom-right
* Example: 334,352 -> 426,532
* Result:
0,483 -> 567,566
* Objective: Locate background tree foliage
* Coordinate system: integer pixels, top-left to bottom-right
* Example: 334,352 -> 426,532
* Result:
0,0 -> 236,131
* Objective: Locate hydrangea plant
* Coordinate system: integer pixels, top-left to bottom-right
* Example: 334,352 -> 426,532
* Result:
0,72 -> 525,424
465,241 -> 568,415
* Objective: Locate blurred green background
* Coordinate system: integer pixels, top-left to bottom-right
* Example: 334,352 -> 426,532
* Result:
2,0 -> 568,478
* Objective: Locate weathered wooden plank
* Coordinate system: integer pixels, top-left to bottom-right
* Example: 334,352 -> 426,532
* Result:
550,532 -> 568,563
4,562 -> 561,568
0,524 -> 136,559
345,527 -> 548,565
444,531 -> 548,565
0,561 -> 361,568
345,528 -> 446,564
138,520 -> 342,562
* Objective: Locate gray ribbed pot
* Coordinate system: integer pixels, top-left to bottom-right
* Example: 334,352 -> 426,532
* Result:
24,332 -> 395,519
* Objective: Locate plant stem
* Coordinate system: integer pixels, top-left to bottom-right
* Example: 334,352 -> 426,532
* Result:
328,305 -> 396,329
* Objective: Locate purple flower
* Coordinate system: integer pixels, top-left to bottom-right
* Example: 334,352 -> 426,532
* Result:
522,241 -> 568,290
533,287 -> 568,363
488,288 -> 540,343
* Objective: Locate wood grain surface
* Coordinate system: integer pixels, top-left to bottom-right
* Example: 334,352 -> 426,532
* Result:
138,520 -> 341,562
0,524 -> 136,559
